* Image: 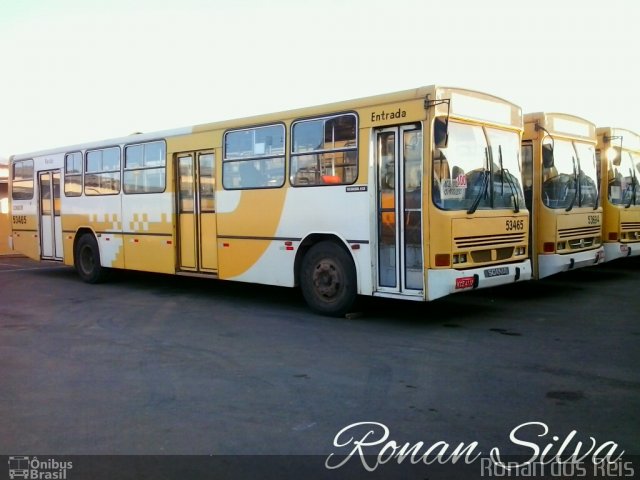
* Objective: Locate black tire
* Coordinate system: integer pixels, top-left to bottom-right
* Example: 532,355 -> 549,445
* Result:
300,241 -> 357,317
74,234 -> 109,283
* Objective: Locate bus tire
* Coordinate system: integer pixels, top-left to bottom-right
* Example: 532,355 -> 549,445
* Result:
74,234 -> 109,284
300,241 -> 357,317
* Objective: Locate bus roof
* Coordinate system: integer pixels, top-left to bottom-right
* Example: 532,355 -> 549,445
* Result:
524,112 -> 596,140
10,85 -> 522,161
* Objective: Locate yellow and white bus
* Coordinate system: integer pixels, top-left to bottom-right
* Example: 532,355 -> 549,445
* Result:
521,113 -> 604,279
9,86 -> 531,316
596,127 -> 640,261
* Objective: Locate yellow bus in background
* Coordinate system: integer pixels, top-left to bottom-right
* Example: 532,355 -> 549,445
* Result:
521,113 -> 604,279
9,86 -> 531,316
596,127 -> 640,261
0,162 -> 10,255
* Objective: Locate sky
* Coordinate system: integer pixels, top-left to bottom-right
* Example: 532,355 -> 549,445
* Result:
0,0 -> 638,160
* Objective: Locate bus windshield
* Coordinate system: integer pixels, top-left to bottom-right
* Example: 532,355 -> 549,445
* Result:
542,139 -> 598,210
608,149 -> 639,206
433,121 -> 524,212
486,126 -> 525,211
574,142 -> 599,208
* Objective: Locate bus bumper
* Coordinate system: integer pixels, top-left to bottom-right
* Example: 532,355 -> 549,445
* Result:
603,242 -> 640,262
426,259 -> 532,301
538,246 -> 605,279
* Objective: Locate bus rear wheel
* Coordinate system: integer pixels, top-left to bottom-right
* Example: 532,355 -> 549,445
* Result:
300,241 -> 357,317
74,234 -> 109,283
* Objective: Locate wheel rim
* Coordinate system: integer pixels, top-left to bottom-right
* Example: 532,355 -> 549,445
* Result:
313,259 -> 342,299
79,245 -> 94,275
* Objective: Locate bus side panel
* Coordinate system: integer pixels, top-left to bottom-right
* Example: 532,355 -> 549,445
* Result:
62,195 -> 126,269
62,231 -> 74,266
11,154 -> 59,261
277,186 -> 371,292
123,234 -> 174,273
219,238 -> 288,283
0,202 -> 11,256
11,229 -> 40,261
217,184 -> 372,292
121,192 -> 175,274
10,211 -> 39,260
217,188 -> 288,281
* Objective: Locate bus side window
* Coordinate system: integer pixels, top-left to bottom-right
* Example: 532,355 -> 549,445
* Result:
239,160 -> 266,188
290,113 -> 358,187
223,124 -> 285,190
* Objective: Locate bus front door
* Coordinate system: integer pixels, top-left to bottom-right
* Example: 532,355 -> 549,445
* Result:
376,125 -> 424,294
176,151 -> 218,273
38,170 -> 63,260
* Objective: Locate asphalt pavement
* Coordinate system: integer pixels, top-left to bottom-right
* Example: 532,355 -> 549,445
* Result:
0,256 -> 638,478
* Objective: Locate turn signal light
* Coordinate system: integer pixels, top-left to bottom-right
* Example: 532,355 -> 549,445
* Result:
435,254 -> 450,267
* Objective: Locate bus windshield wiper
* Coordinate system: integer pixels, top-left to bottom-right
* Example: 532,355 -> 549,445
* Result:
565,156 -> 578,212
583,145 -> 599,211
467,148 -> 490,215
625,168 -> 637,208
497,145 -> 519,213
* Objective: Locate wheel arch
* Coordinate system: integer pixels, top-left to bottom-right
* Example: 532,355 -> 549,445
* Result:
293,233 -> 357,288
72,227 -> 98,264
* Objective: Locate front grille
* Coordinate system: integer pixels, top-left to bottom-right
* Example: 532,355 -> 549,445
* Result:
621,222 -> 640,242
621,222 -> 640,230
495,246 -> 514,260
455,232 -> 525,249
470,247 -> 515,263
558,226 -> 601,239
568,238 -> 595,249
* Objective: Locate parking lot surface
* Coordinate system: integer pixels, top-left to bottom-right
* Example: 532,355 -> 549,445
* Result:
0,256 -> 638,477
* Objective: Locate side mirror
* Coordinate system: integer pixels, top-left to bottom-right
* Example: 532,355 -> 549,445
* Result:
542,143 -> 554,168
606,147 -> 622,166
434,117 -> 449,148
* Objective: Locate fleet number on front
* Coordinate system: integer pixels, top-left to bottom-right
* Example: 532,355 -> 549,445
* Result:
505,219 -> 524,231
12,215 -> 27,224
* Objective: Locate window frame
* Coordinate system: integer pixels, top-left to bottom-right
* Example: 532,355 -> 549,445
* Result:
198,151 -> 216,212
222,123 -> 286,190
290,112 -> 359,187
123,140 -> 167,195
11,159 -> 35,200
84,146 -> 121,196
64,151 -> 83,197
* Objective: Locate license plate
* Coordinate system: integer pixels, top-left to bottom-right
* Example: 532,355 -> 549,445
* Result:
484,267 -> 509,278
455,277 -> 475,289
621,245 -> 630,254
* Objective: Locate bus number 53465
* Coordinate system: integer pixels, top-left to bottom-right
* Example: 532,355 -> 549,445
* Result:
506,219 -> 524,231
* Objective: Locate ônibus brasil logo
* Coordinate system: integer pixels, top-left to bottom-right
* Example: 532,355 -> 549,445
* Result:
8,456 -> 73,479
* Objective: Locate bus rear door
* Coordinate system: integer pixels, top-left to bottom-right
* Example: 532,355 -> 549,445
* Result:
38,170 -> 63,260
176,151 -> 217,273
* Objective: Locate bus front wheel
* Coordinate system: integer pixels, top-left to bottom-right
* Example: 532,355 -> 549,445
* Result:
300,241 -> 357,317
74,234 -> 109,283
